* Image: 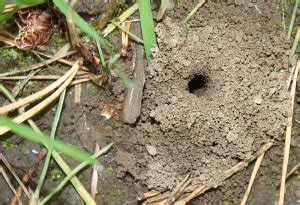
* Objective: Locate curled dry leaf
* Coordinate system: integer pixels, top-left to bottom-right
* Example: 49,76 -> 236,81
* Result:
101,99 -> 123,119
115,103 -> 123,110
14,9 -> 53,50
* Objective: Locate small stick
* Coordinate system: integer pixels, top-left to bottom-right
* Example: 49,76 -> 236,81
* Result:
0,75 -> 63,80
10,148 -> 48,205
287,65 -> 296,89
90,143 -> 99,199
121,22 -> 132,57
174,179 -> 193,201
179,185 -> 206,205
142,194 -> 168,204
286,163 -> 300,179
241,152 -> 265,205
0,35 -> 15,46
0,51 -> 77,77
74,84 -> 81,103
0,154 -> 30,198
35,51 -> 90,72
279,62 -> 299,205
102,3 -> 138,37
276,163 -> 300,188
166,173 -> 190,204
0,74 -> 90,80
123,45 -> 145,123
0,166 -> 23,205
70,78 -> 90,85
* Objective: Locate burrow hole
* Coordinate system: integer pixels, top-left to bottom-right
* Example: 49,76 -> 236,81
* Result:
188,74 -> 209,97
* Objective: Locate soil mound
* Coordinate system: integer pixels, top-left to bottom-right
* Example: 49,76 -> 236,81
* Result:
116,2 -> 291,191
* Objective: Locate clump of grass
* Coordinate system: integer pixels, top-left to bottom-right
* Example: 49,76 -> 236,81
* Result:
1,139 -> 13,150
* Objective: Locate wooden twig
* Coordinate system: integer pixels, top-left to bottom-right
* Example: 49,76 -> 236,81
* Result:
0,154 -> 29,198
0,75 -> 62,80
10,148 -> 48,205
287,65 -> 296,89
102,3 -> 138,37
0,166 -> 23,205
0,74 -> 89,80
74,84 -> 81,103
279,62 -> 299,205
0,51 -> 77,77
240,152 -> 265,205
0,35 -> 15,46
35,51 -> 89,72
90,143 -> 99,199
0,62 -> 80,135
121,21 -> 131,57
178,185 -> 206,205
70,78 -> 90,85
123,45 -> 145,123
286,163 -> 300,179
166,174 -> 190,205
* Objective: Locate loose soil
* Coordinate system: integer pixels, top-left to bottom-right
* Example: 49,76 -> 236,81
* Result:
114,2 -> 291,191
0,2 -> 299,205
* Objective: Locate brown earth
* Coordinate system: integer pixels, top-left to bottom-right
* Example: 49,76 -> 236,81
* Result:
113,2 -> 292,192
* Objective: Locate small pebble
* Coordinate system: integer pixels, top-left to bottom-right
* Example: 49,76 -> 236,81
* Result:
226,130 -> 238,142
253,94 -> 263,104
146,144 -> 157,156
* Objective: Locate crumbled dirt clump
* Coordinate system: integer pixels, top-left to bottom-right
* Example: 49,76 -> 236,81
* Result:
114,2 -> 291,191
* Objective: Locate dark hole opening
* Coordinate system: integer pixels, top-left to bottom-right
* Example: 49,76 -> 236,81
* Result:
188,74 -> 208,95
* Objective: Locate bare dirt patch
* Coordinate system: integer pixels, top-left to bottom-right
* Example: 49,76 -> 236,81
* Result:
114,2 -> 292,192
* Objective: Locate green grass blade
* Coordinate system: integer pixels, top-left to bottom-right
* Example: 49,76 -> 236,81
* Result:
40,142 -> 113,204
31,89 -> 66,204
137,0 -> 156,64
112,63 -> 133,87
289,30 -> 300,63
9,0 -> 45,6
0,115 -> 95,163
288,0 -> 299,39
111,19 -> 144,44
0,1 -> 5,15
53,0 -> 107,67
